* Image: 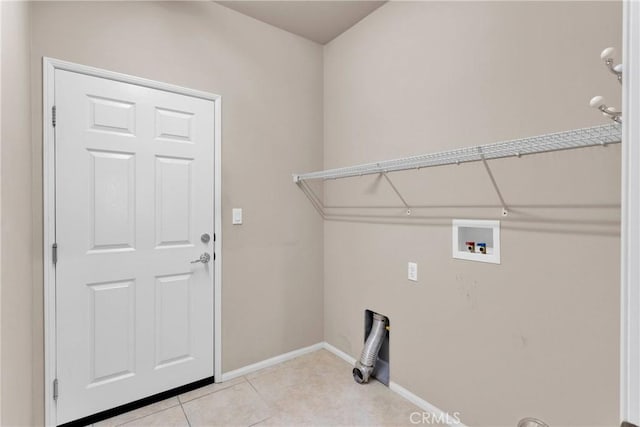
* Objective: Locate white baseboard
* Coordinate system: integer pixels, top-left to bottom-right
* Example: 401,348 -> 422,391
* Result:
220,342 -> 324,382
389,381 -> 467,427
321,342 -> 466,427
221,341 -> 465,427
322,341 -> 357,365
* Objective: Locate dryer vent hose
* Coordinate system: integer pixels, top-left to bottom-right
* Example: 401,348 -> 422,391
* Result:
353,313 -> 387,384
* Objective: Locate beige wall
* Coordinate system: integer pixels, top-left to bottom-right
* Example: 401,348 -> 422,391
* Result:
3,1 -> 325,425
323,2 -> 622,426
1,1 -> 34,425
0,1 -> 627,425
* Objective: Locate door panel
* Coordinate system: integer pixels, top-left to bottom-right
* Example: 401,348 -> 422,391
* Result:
88,95 -> 136,136
155,156 -> 193,247
155,273 -> 193,368
87,279 -> 136,386
155,107 -> 193,142
55,69 -> 215,424
89,150 -> 136,252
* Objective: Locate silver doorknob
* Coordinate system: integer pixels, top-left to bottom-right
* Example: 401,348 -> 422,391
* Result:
191,252 -> 211,264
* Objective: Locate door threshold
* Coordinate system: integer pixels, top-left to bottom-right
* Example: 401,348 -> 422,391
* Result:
58,376 -> 215,427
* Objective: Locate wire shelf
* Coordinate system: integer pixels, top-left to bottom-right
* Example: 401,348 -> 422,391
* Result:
293,123 -> 622,183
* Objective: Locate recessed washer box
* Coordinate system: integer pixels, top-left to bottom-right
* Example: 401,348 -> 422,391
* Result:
452,219 -> 501,264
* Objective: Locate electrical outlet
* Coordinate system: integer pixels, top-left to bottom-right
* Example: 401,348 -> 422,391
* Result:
408,262 -> 418,282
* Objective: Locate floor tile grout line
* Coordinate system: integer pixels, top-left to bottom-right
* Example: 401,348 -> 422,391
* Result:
178,399 -> 192,427
101,352 -> 319,426
247,415 -> 273,427
245,375 -> 259,393
244,375 -> 282,422
102,351 -> 421,427
178,376 -> 247,404
112,399 -> 182,426
245,375 -> 270,404
182,378 -> 274,427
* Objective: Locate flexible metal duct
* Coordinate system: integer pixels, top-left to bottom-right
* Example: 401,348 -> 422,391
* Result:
353,313 -> 387,384
517,418 -> 549,427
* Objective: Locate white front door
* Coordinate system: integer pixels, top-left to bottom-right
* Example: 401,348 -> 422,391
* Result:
54,69 -> 215,424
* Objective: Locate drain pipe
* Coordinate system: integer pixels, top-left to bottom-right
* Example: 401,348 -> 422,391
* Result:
353,313 -> 387,384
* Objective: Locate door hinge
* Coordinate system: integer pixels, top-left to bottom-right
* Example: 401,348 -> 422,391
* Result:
52,106 -> 56,127
52,243 -> 58,265
213,233 -> 216,242
53,379 -> 59,401
213,252 -> 216,261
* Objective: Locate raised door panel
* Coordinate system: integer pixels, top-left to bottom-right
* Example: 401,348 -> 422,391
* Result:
88,150 -> 136,253
155,107 -> 193,143
155,156 -> 193,248
155,273 -> 193,369
88,95 -> 136,136
87,279 -> 136,387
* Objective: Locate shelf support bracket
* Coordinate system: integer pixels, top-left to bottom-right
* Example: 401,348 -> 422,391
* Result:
478,148 -> 509,217
297,179 -> 326,219
381,172 -> 412,215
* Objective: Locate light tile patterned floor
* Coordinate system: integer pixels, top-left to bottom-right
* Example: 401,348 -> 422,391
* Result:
94,349 -> 424,426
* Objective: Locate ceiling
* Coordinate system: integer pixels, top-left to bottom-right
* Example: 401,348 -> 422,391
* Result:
216,1 -> 386,44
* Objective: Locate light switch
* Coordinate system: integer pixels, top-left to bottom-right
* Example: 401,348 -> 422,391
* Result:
232,208 -> 243,225
408,262 -> 418,282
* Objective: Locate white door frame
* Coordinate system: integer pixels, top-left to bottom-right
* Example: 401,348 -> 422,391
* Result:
42,57 -> 223,427
621,0 -> 640,424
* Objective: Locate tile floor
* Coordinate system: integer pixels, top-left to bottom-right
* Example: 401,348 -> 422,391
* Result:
92,349 -> 426,426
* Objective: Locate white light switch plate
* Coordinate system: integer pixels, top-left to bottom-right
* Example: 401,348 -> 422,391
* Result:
232,208 -> 243,225
408,262 -> 418,281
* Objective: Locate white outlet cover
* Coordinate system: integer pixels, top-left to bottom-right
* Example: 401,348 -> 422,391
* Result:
408,262 -> 418,281
232,208 -> 243,225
